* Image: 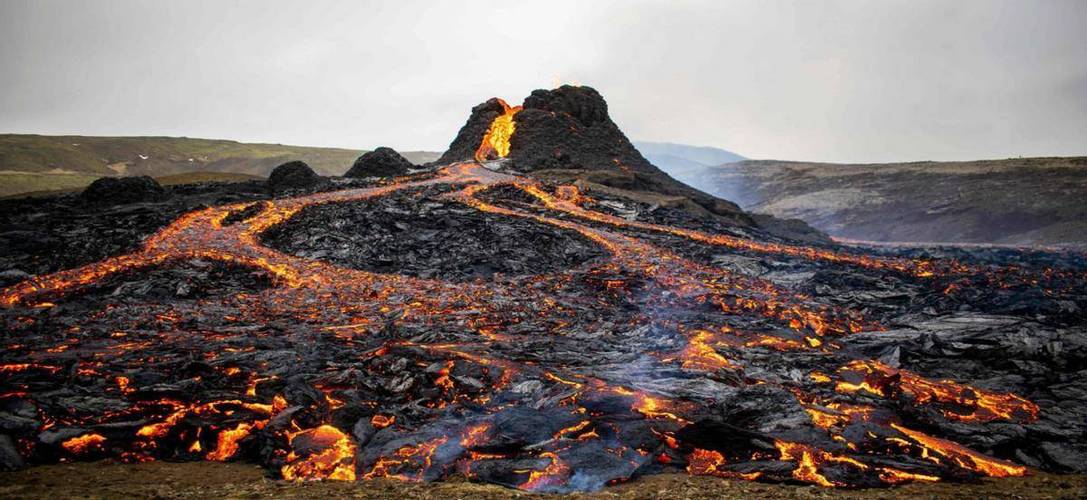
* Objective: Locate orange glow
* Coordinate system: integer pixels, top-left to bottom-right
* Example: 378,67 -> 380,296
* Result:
434,360 -> 455,391
282,425 -> 357,481
61,433 -> 106,454
685,448 -> 760,480
137,408 -> 187,439
553,420 -> 591,440
836,360 -> 1039,423
520,451 -> 570,491
460,423 -> 491,447
678,329 -> 737,371
362,436 -> 448,482
878,467 -> 941,484
115,375 -> 134,394
371,414 -> 395,429
775,441 -> 838,487
475,99 -> 522,161
0,363 -> 60,374
891,424 -> 1027,477
207,421 -> 259,461
801,400 -> 876,430
629,393 -> 689,424
774,441 -> 874,487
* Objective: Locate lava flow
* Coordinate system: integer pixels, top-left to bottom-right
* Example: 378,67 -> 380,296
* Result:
474,98 -> 521,162
1,92 -> 1084,493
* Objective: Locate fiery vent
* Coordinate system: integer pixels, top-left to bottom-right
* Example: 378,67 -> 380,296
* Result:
474,98 -> 521,162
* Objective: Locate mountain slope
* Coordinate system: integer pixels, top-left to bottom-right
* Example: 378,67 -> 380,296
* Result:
686,157 -> 1087,247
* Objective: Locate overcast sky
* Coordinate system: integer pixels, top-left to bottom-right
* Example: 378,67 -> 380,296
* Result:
1,0 -> 1084,162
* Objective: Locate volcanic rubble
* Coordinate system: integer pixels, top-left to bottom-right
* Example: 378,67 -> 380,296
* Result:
1,86 -> 1086,493
346,147 -> 415,179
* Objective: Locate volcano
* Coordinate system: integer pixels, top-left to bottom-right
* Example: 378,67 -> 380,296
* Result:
1,86 -> 1085,493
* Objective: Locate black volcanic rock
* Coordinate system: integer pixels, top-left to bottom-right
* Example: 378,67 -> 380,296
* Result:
434,86 -> 833,242
509,86 -> 638,172
0,434 -> 25,470
507,87 -> 736,215
438,86 -> 756,227
345,147 -> 413,178
262,185 -> 607,282
267,161 -> 323,193
433,98 -> 509,166
80,176 -> 166,206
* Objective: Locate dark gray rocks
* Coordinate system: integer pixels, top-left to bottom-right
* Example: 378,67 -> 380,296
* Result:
345,147 -> 413,178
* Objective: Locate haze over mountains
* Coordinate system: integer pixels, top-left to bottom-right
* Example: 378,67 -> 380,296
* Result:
638,144 -> 1087,248
631,141 -> 745,175
694,158 -> 1087,248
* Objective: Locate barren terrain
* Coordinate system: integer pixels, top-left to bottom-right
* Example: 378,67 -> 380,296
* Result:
666,157 -> 1087,248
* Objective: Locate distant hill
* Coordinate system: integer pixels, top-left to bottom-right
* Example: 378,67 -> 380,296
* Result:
0,134 -> 441,197
633,141 -> 745,189
2,171 -> 266,200
688,157 -> 1087,248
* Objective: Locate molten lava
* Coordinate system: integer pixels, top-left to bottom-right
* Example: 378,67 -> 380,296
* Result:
61,433 -> 107,454
282,425 -> 358,481
474,98 -> 521,162
835,360 -> 1040,423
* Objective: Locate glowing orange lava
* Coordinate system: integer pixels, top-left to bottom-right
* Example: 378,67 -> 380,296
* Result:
891,423 -> 1027,478
475,98 -> 522,161
61,433 -> 107,454
835,360 -> 1039,423
282,425 -> 358,481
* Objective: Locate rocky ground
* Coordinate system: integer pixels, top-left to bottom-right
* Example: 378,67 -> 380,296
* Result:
2,461 -> 1085,499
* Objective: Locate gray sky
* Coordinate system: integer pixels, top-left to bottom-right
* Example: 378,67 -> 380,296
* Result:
2,0 -> 1084,162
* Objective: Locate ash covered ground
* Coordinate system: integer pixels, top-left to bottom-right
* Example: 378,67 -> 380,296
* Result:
1,87 -> 1086,493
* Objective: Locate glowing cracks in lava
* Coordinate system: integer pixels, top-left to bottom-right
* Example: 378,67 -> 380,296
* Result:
361,436 -> 449,482
282,425 -> 358,481
115,375 -> 134,395
676,329 -> 737,371
686,448 -> 762,481
460,422 -> 492,448
632,394 -> 688,424
801,401 -> 875,431
0,363 -> 61,374
475,98 -> 522,161
775,440 -> 941,487
207,421 -> 260,461
835,360 -> 1040,423
686,448 -> 725,475
775,441 -> 841,487
891,424 -> 1027,478
371,414 -> 396,429
520,451 -> 571,491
